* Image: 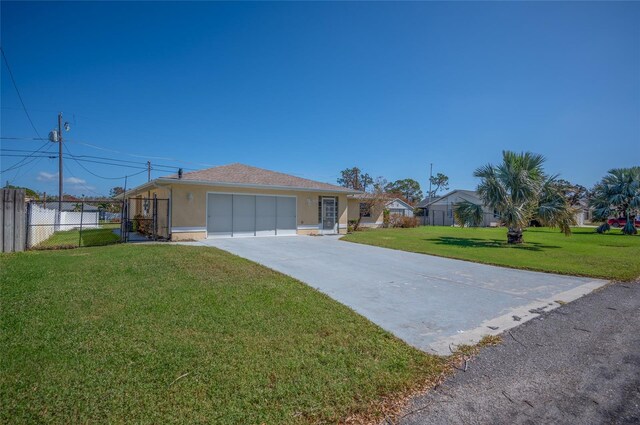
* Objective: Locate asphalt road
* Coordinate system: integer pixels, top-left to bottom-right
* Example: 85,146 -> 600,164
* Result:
399,281 -> 640,425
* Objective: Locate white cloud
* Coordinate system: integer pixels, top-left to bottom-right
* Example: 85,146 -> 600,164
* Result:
65,176 -> 86,184
36,171 -> 57,182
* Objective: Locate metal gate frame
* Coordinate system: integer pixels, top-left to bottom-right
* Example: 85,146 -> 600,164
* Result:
123,196 -> 169,242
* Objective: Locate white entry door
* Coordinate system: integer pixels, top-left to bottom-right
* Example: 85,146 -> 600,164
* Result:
321,197 -> 337,234
207,193 -> 296,238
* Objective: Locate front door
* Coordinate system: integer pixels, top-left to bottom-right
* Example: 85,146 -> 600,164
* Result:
321,197 -> 337,233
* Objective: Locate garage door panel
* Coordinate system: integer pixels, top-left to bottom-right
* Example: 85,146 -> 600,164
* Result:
276,197 -> 296,235
208,193 -> 296,238
207,194 -> 232,237
256,196 -> 277,236
232,195 -> 256,236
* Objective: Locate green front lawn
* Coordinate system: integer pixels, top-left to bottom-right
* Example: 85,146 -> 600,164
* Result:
35,224 -> 120,249
0,245 -> 444,424
342,226 -> 640,281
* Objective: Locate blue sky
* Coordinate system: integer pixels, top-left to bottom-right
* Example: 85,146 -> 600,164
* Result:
1,1 -> 638,197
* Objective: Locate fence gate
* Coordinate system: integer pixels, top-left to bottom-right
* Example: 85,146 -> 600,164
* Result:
123,196 -> 170,242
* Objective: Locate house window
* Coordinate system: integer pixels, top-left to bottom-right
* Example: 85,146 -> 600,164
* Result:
390,208 -> 405,216
493,209 -> 500,219
359,203 -> 371,218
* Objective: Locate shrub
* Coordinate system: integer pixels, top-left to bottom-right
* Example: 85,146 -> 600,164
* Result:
133,214 -> 152,235
382,209 -> 390,228
390,215 -> 419,228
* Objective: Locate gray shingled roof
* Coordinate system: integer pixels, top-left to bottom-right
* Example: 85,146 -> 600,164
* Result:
162,163 -> 355,193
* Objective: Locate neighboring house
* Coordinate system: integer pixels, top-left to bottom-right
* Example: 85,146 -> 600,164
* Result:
42,201 -> 100,212
574,199 -> 593,226
419,189 -> 498,227
124,163 -> 358,240
347,194 -> 414,228
415,196 -> 441,210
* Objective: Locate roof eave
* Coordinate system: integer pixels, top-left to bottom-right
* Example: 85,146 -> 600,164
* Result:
153,178 -> 360,194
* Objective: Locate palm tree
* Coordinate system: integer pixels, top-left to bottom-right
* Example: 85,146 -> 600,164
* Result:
454,151 -> 577,244
590,167 -> 640,235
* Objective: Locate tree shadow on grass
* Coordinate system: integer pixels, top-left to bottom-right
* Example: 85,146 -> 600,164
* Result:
430,236 -> 561,251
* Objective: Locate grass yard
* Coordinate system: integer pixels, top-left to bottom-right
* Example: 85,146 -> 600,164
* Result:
35,223 -> 121,249
0,244 -> 444,424
342,226 -> 640,281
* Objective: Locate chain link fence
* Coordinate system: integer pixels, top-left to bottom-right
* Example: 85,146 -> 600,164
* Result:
26,197 -> 170,249
417,210 -> 501,227
27,200 -> 124,249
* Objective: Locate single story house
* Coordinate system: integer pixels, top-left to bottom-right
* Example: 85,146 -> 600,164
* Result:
123,163 -> 358,240
419,189 -> 498,227
415,196 -> 441,210
347,194 -> 414,227
42,201 -> 100,212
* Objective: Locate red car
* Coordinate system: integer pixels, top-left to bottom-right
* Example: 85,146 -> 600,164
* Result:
607,217 -> 640,227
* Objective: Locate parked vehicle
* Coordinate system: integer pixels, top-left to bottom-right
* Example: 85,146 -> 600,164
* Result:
607,217 -> 640,228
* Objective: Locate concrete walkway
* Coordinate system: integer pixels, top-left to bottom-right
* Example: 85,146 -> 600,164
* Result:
185,235 -> 607,354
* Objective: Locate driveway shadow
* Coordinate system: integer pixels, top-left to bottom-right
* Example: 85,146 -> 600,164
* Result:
430,236 -> 561,251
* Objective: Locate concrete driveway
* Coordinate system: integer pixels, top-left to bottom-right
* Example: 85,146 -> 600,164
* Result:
191,235 -> 607,354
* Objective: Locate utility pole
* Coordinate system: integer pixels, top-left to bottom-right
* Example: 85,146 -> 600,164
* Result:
58,112 -> 63,213
49,113 -> 69,223
147,161 -> 151,182
428,163 -> 433,199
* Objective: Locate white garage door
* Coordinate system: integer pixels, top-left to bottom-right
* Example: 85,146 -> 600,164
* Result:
207,193 -> 296,238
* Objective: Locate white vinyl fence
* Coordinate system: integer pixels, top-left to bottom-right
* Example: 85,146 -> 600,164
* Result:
59,211 -> 100,231
28,204 -> 100,247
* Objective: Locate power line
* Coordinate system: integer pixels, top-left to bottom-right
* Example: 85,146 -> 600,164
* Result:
0,152 -> 57,174
0,136 -> 48,140
62,163 -> 108,197
2,153 -> 174,176
64,139 -> 215,168
0,47 -> 53,177
66,155 -> 148,180
10,144 -> 56,182
0,47 -> 43,140
1,135 -> 217,169
2,148 -> 183,173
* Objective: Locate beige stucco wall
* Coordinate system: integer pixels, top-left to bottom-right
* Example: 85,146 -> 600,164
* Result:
130,182 -> 349,239
347,198 -> 384,227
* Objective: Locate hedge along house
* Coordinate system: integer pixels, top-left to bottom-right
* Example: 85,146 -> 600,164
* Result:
124,163 -> 358,241
347,194 -> 414,228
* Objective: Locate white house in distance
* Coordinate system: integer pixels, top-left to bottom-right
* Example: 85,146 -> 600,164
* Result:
347,194 -> 414,227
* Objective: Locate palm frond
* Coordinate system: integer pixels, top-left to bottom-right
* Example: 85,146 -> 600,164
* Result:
453,201 -> 484,227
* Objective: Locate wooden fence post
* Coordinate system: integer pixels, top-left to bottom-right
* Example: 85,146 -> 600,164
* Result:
0,188 -> 26,253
